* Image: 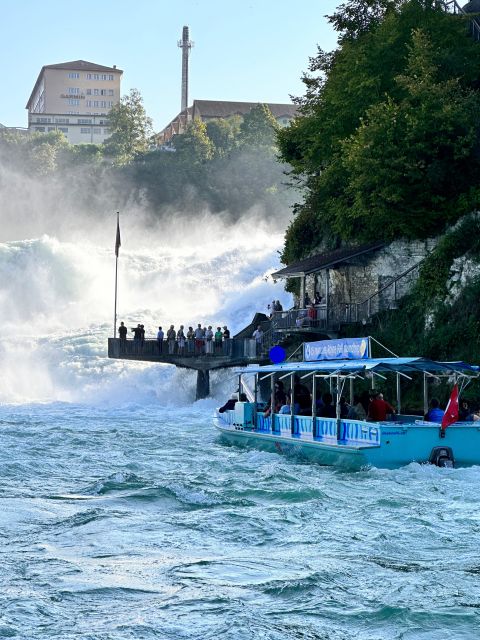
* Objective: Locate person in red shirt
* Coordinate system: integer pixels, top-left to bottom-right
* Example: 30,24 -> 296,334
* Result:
368,391 -> 395,421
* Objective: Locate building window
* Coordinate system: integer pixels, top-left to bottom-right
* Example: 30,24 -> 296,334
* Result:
93,128 -> 101,134
47,127 -> 56,132
67,98 -> 80,105
103,128 -> 110,135
67,111 -> 80,115
36,117 -> 51,123
107,101 -> 114,108
58,127 -> 69,133
93,88 -> 99,96
67,87 -> 80,94
86,100 -> 92,107
94,73 -> 99,80
55,118 -> 69,124
35,127 -> 45,132
86,89 -> 91,95
78,118 -> 92,124
108,74 -> 114,81
80,128 -> 91,134
100,100 -> 106,108
93,101 -> 99,107
68,72 -> 79,79
108,89 -> 114,96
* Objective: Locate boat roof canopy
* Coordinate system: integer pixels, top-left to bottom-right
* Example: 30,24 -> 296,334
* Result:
237,357 -> 479,377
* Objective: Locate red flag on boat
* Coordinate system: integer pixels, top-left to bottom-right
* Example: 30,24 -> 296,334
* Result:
115,213 -> 121,257
441,384 -> 459,431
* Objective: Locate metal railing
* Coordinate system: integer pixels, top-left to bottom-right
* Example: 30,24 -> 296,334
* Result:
442,0 -> 480,40
109,337 -> 260,360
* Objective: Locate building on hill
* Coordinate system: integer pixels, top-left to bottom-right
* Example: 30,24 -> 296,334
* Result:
155,99 -> 298,146
25,60 -> 122,145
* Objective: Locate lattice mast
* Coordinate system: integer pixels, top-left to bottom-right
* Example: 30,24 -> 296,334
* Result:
178,26 -> 194,112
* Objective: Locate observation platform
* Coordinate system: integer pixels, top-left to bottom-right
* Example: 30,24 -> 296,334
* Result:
108,338 -> 269,399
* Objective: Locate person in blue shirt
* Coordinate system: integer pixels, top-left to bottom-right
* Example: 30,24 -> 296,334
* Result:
424,398 -> 445,423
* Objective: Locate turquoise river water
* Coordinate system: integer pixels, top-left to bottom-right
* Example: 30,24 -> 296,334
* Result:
1,401 -> 480,639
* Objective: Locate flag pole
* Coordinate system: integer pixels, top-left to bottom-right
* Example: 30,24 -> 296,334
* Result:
113,211 -> 120,339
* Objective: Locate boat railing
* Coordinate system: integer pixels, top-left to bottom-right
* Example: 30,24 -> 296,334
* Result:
221,409 -> 381,446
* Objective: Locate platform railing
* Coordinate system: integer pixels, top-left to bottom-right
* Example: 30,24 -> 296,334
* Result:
109,337 -> 259,359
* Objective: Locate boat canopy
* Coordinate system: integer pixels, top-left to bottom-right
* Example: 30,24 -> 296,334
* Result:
237,357 -> 479,377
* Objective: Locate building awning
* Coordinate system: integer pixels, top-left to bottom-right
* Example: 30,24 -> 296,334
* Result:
272,242 -> 385,279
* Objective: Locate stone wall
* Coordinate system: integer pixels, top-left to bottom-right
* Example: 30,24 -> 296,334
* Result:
304,239 -> 437,311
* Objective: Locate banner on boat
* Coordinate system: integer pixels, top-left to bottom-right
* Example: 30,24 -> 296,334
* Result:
304,337 -> 370,361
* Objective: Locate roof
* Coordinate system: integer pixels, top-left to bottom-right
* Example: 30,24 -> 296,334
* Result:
237,357 -> 479,376
272,242 -> 385,278
192,100 -> 298,120
463,0 -> 480,13
26,60 -> 123,109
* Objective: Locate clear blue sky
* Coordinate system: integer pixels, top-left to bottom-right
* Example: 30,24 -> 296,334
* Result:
1,0 -> 339,132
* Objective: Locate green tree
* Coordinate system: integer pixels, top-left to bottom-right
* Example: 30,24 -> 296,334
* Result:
174,118 -> 214,163
104,88 -> 153,165
205,116 -> 242,157
278,0 -> 480,261
239,104 -> 279,150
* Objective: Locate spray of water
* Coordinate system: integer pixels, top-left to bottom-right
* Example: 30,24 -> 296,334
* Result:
0,162 -> 293,405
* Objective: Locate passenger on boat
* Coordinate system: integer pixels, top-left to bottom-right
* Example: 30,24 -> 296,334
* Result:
293,376 -> 310,413
424,398 -> 445,423
219,393 -> 238,413
459,400 -> 474,421
368,391 -> 395,421
279,396 -> 291,414
318,393 -> 336,418
347,394 -> 367,420
339,396 -> 350,419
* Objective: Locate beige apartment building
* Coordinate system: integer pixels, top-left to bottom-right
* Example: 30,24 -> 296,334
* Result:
26,60 -> 122,145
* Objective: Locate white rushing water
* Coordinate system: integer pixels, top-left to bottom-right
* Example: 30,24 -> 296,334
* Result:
0,213 -> 292,405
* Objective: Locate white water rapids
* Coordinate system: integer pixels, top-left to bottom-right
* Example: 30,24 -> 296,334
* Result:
0,214 -> 292,405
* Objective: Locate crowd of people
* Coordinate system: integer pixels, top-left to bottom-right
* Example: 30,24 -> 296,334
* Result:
117,321 -> 232,356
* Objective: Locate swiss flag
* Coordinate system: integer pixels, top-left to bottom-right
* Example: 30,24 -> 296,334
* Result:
441,384 -> 459,431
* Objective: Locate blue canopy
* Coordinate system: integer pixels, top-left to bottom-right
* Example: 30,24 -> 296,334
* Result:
237,357 -> 479,377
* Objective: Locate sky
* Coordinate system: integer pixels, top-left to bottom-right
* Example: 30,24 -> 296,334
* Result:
0,0 -> 339,132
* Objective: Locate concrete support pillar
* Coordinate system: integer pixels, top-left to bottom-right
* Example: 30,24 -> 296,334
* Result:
196,369 -> 210,400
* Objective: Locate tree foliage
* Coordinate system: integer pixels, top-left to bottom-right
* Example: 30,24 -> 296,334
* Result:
104,88 -> 153,165
278,0 -> 480,261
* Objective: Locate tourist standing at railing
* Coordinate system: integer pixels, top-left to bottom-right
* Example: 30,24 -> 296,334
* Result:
131,324 -> 142,354
308,302 -> 317,326
139,324 -> 145,353
314,291 -> 322,305
167,325 -> 176,355
177,325 -> 186,355
214,327 -> 223,353
304,292 -> 311,307
252,325 -> 264,354
194,324 -> 203,355
223,326 -> 231,355
274,300 -> 283,312
187,327 -> 195,354
118,321 -> 127,353
205,326 -> 214,355
156,326 -> 164,354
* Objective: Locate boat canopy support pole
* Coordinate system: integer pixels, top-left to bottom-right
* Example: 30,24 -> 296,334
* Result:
290,372 -> 295,435
271,375 -> 276,433
396,373 -> 401,415
423,373 -> 428,415
312,374 -> 317,438
196,369 -> 210,400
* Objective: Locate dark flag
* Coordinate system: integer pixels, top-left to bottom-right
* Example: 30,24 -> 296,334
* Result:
115,214 -> 121,257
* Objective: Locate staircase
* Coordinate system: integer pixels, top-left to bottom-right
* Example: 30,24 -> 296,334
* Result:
442,0 -> 480,40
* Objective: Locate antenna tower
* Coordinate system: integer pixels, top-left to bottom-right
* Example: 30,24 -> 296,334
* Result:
178,26 -> 194,112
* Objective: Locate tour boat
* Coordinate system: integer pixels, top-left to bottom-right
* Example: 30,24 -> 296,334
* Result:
214,338 -> 480,470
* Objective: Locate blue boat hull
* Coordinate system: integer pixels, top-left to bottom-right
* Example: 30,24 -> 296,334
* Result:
214,412 -> 480,470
